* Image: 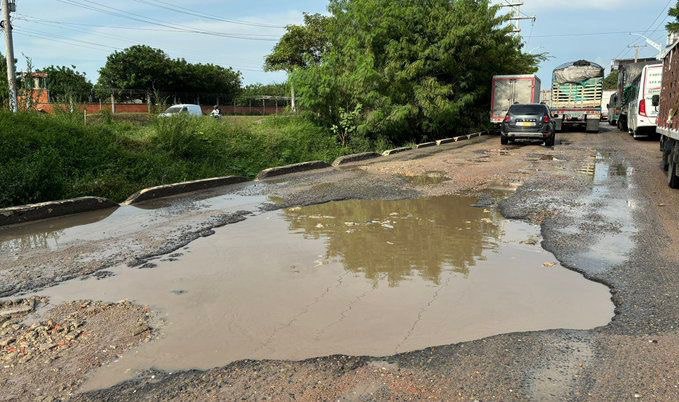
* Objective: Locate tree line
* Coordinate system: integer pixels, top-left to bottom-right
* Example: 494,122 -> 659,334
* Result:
0,46 -> 278,106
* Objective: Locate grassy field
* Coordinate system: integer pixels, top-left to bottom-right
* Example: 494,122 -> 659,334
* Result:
0,112 -> 363,208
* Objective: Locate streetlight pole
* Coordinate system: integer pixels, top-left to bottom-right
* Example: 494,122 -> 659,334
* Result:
1,0 -> 18,112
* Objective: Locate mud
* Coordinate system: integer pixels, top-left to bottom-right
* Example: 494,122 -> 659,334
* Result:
22,196 -> 613,392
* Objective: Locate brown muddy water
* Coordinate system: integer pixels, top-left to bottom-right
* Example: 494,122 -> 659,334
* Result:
12,195 -> 614,391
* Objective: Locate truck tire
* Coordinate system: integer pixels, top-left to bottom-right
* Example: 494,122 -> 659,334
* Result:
669,158 -> 679,189
545,135 -> 555,147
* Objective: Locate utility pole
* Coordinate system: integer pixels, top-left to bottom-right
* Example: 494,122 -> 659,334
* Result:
1,0 -> 17,112
500,2 -> 535,37
628,44 -> 648,62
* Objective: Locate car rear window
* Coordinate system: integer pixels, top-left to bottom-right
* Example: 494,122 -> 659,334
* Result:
508,105 -> 546,115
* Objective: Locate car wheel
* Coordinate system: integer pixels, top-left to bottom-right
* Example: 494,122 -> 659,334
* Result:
662,150 -> 669,172
501,136 -> 508,145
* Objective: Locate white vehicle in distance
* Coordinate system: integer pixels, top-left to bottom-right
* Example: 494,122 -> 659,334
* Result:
159,104 -> 204,117
627,64 -> 663,139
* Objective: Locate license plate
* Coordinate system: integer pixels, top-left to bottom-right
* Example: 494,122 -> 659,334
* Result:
517,122 -> 536,127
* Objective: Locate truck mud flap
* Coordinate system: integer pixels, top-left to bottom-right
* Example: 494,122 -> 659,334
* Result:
586,119 -> 600,133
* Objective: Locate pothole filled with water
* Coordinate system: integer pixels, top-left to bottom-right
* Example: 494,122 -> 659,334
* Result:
13,195 -> 614,391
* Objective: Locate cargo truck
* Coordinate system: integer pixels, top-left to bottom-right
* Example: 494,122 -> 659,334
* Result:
490,75 -> 541,131
550,60 -> 604,133
658,38 -> 679,188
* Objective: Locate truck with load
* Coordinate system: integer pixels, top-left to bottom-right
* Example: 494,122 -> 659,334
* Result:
550,60 -> 604,133
490,75 -> 541,131
611,57 -> 659,131
658,38 -> 679,188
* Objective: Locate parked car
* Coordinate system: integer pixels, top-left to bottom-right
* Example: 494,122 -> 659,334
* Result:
501,103 -> 556,146
159,104 -> 204,117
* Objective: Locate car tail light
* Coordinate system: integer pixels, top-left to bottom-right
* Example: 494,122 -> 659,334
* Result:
639,99 -> 647,117
542,115 -> 550,124
504,115 -> 511,123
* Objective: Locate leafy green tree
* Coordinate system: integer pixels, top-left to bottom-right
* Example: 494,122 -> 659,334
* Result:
668,1 -> 679,33
603,69 -> 619,90
291,0 -> 542,145
97,45 -> 173,97
265,13 -> 332,110
41,65 -> 93,103
96,45 -> 241,104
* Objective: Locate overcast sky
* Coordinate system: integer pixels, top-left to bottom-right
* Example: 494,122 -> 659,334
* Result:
7,0 -> 675,87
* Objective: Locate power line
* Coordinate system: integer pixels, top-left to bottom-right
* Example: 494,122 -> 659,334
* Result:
613,0 -> 673,60
54,0 -> 280,41
15,14 -> 278,38
13,30 -> 115,52
136,0 -> 285,29
532,28 -> 667,38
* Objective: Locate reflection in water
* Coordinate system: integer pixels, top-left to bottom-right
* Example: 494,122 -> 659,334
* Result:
284,197 -> 502,285
0,208 -> 118,255
23,196 -> 614,391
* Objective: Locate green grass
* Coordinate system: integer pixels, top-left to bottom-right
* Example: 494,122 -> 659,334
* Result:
0,112 -> 357,208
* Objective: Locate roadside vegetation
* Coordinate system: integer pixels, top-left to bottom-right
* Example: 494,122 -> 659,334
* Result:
0,112 -> 356,208
1,0 -> 548,208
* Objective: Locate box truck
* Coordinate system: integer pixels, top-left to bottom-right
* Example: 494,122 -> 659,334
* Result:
490,75 -> 541,130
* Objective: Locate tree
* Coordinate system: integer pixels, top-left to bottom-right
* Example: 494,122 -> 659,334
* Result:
291,0 -> 543,145
96,45 -> 242,104
97,45 -> 173,99
41,65 -> 93,103
603,69 -> 619,90
668,1 -> 679,33
265,13 -> 332,110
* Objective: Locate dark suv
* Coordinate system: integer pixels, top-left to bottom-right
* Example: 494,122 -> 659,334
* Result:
501,104 -> 556,146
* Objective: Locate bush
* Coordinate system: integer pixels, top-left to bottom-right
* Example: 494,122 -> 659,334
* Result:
0,112 -> 358,208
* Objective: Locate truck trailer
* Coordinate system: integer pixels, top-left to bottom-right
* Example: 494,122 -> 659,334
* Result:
490,75 -> 541,130
550,60 -> 604,133
658,38 -> 679,188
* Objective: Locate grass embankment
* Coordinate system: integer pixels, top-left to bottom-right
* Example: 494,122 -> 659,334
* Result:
0,112 -> 356,208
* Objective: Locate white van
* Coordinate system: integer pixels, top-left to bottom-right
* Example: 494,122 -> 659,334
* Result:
627,64 -> 663,138
159,104 -> 204,117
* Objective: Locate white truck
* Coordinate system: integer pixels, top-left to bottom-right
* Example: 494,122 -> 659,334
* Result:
626,64 -> 663,139
601,90 -> 616,122
490,75 -> 541,131
658,38 -> 679,188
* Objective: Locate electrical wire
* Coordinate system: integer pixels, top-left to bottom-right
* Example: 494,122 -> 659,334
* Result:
54,0 -> 280,41
13,30 -> 116,52
136,0 -> 285,29
613,0 -> 673,60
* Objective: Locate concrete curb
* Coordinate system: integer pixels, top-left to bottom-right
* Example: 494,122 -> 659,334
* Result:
257,161 -> 331,180
382,147 -> 412,156
124,176 -> 249,205
436,138 -> 455,145
415,141 -> 437,149
0,197 -> 118,227
332,152 -> 381,167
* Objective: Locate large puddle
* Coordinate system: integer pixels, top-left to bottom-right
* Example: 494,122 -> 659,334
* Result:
12,195 -> 614,391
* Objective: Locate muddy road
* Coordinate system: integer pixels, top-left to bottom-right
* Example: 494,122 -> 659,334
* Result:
1,128 -> 678,400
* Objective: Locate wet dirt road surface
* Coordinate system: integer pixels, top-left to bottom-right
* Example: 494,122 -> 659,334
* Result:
1,128 -> 678,400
